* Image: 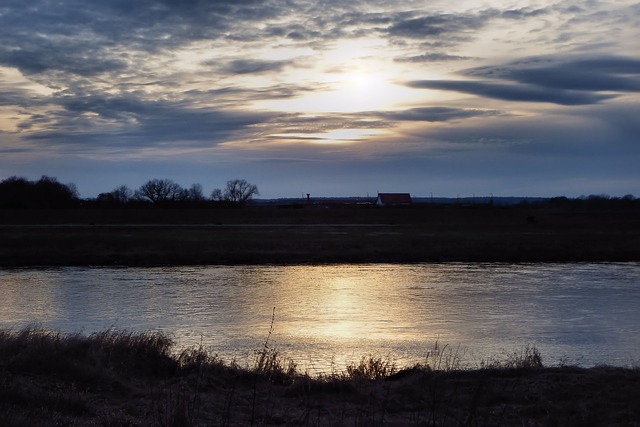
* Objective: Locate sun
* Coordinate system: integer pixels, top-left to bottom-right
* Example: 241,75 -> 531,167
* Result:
253,37 -> 431,114
249,39 -> 431,145
342,71 -> 376,92
330,69 -> 402,111
258,70 -> 416,114
254,68 -> 419,144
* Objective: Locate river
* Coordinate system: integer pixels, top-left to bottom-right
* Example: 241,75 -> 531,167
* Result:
1,263 -> 639,373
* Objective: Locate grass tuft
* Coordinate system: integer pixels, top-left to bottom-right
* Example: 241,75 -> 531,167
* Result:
481,344 -> 544,370
252,307 -> 297,384
422,339 -> 465,371
345,355 -> 398,380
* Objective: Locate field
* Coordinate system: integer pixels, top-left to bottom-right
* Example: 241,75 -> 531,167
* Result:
1,204 -> 639,266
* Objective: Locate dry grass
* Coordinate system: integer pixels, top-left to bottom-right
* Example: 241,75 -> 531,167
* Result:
1,327 -> 639,426
480,344 -> 544,370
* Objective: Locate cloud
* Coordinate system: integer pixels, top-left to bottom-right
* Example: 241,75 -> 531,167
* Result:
407,80 -> 616,105
498,7 -> 549,20
217,59 -> 291,75
394,53 -> 472,63
387,13 -> 487,39
186,83 -> 317,102
247,107 -> 501,140
407,55 -> 640,105
0,32 -> 127,80
377,107 -> 502,122
0,0 -> 288,78
3,47 -> 128,78
385,7 -> 550,41
465,56 -> 640,92
0,87 -> 39,107
22,93 -> 274,151
250,113 -> 391,138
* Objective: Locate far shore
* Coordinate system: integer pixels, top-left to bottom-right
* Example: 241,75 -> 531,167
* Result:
1,204 -> 639,267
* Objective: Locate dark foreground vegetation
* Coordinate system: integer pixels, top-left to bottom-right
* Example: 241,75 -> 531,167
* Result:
1,327 -> 639,426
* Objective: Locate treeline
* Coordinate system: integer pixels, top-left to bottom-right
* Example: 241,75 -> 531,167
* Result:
0,176 -> 79,208
544,194 -> 639,209
1,175 -> 638,210
0,176 -> 258,209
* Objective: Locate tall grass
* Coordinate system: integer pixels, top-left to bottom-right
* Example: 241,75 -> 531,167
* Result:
2,326 -> 638,426
345,355 -> 398,380
0,325 -> 542,384
0,325 -> 177,382
480,344 -> 544,369
422,339 -> 466,371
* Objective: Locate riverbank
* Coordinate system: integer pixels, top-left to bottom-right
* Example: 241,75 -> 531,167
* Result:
1,327 -> 639,426
1,205 -> 639,266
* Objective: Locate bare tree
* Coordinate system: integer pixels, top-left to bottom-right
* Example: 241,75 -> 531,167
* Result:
108,185 -> 133,203
97,186 -> 130,204
114,185 -> 133,202
135,179 -> 183,203
211,179 -> 259,203
210,188 -> 223,201
185,183 -> 205,201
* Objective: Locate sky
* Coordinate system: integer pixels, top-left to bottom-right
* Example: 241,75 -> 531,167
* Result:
1,0 -> 639,199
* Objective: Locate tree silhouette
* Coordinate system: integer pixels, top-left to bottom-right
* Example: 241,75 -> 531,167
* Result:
135,179 -> 184,203
210,188 -> 223,201
0,175 -> 78,208
185,183 -> 205,202
0,176 -> 31,208
97,185 -> 134,204
211,179 -> 259,203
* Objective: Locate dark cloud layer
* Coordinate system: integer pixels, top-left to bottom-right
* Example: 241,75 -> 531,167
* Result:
395,53 -> 473,63
407,79 -> 617,105
408,55 -> 640,105
23,94 -> 274,149
465,56 -> 640,92
377,107 -> 502,122
387,13 -> 486,38
218,59 -> 292,75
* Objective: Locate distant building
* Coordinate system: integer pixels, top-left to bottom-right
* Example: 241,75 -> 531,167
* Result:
375,193 -> 412,206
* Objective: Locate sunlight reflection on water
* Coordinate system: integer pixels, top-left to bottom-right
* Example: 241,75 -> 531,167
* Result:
1,263 -> 639,373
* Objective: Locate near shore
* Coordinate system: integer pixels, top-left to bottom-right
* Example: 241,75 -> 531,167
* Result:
1,327 -> 639,426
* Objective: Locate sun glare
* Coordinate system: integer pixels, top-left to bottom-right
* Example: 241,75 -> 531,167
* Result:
258,71 -> 419,114
253,37 -> 427,114
342,71 -> 375,91
241,38 -> 454,146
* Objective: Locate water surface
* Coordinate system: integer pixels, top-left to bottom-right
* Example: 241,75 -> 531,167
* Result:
1,263 -> 638,372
